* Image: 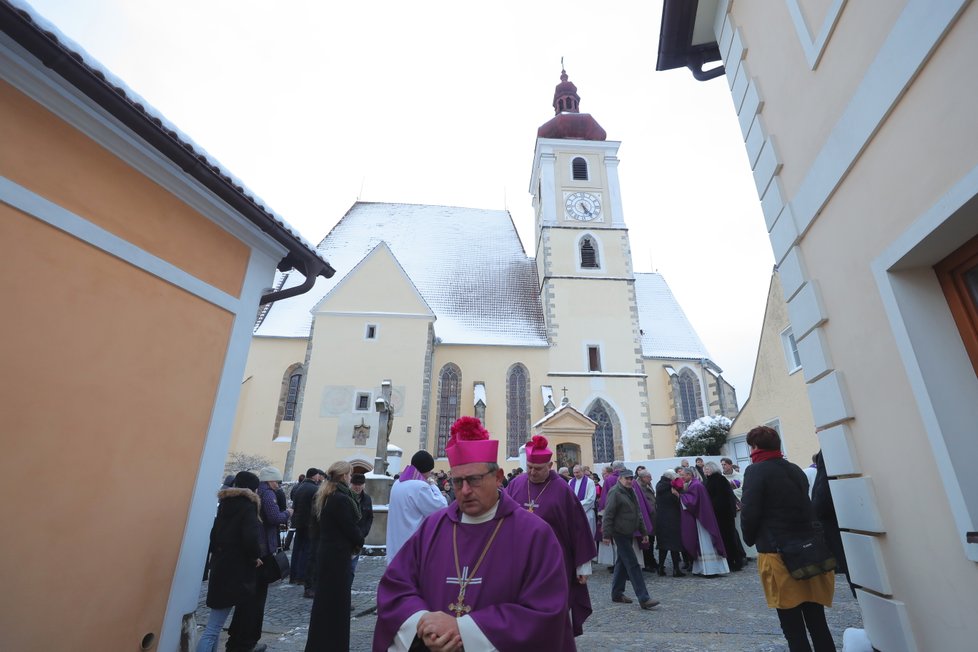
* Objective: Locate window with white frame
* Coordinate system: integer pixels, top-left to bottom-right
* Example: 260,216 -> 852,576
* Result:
365,324 -> 378,340
355,392 -> 371,411
780,327 -> 802,373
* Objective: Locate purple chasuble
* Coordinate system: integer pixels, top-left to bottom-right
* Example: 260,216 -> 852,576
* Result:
506,470 -> 597,637
678,479 -> 727,559
633,484 -> 654,536
373,491 -> 572,652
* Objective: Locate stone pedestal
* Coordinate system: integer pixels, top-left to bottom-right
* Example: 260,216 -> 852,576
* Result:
364,473 -> 394,547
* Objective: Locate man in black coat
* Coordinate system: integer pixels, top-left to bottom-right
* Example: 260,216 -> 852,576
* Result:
349,473 -> 373,590
288,467 -> 323,586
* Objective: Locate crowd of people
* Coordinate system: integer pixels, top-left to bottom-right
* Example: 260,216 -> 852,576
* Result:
201,419 -> 842,652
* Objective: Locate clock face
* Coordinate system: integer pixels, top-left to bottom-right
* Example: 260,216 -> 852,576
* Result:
565,192 -> 602,221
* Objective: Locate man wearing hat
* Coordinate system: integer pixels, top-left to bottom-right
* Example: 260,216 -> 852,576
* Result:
349,473 -> 373,589
505,434 -> 597,638
374,416 -> 572,651
288,467 -> 323,586
385,449 -> 447,565
602,469 -> 660,610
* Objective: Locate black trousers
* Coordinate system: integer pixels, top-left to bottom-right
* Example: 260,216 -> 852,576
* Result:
226,578 -> 268,652
775,602 -> 835,652
641,537 -> 658,569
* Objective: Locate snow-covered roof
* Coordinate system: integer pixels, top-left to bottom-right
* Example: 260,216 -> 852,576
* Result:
256,202 -> 549,346
634,273 -> 712,361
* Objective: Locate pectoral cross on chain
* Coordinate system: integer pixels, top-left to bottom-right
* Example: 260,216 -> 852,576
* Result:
447,566 -> 482,617
524,498 -> 540,513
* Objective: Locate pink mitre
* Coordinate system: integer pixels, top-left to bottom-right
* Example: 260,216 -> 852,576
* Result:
524,435 -> 553,464
446,416 -> 498,467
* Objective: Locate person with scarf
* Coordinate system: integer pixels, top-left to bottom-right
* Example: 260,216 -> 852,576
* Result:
304,461 -> 365,652
741,426 -> 835,652
386,450 -> 447,566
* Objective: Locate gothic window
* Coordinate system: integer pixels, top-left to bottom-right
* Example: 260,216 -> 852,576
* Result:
283,373 -> 301,421
436,363 -> 461,457
572,157 -> 588,180
677,368 -> 703,431
587,401 -> 616,464
580,236 -> 599,269
506,364 -> 530,458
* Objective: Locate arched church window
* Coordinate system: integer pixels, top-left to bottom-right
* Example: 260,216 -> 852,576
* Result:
436,363 -> 461,457
284,373 -> 301,421
580,236 -> 599,268
677,368 -> 703,431
587,401 -> 616,464
506,364 -> 530,458
572,157 -> 588,180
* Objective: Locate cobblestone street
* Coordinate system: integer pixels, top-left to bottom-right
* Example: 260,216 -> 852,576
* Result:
195,555 -> 862,651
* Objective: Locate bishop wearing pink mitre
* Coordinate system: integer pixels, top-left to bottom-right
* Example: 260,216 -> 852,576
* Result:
373,417 -> 573,651
505,435 -> 596,638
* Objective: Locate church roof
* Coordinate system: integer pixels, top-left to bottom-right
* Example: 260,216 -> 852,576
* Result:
634,272 -> 712,361
255,202 -> 550,347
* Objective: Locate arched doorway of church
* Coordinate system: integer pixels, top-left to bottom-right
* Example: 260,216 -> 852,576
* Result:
556,443 -> 581,471
349,459 -> 372,475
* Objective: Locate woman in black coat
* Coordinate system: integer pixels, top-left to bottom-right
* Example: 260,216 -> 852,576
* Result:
198,471 -> 263,652
305,461 -> 365,652
704,462 -> 746,571
741,426 -> 835,652
811,450 -> 854,597
654,470 -> 685,576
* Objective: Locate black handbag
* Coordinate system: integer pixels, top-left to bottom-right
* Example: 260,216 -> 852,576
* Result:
260,548 -> 290,584
779,530 -> 836,579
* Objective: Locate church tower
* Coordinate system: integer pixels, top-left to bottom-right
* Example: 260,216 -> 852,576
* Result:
529,69 -> 654,463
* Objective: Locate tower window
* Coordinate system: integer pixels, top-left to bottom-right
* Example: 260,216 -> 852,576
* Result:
580,236 -> 599,269
588,345 -> 601,372
572,157 -> 588,180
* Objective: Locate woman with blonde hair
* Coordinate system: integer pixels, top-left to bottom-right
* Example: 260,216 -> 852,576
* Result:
304,461 -> 364,652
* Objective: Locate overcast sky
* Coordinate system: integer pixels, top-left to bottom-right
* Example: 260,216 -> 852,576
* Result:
24,0 -> 776,405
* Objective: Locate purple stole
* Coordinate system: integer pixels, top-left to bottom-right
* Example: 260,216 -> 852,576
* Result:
572,477 -> 588,501
633,484 -> 654,536
398,465 -> 422,482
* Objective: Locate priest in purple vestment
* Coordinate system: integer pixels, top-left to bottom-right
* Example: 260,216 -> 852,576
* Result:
674,467 -> 730,576
373,417 -> 572,652
505,435 -> 596,637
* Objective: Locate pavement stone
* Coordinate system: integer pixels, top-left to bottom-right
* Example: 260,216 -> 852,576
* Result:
195,556 -> 862,651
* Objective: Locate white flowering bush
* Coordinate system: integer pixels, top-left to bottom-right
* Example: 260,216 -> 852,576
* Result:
675,415 -> 732,456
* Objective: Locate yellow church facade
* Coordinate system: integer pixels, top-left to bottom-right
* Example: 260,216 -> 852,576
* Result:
230,72 -> 738,476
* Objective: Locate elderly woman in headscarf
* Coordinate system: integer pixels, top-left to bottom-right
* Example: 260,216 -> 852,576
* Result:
654,470 -> 685,576
704,461 -> 746,571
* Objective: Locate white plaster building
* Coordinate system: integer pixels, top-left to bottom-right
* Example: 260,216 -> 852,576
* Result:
657,1 -> 978,650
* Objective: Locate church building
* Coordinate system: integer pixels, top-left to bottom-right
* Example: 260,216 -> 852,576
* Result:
230,71 -> 738,476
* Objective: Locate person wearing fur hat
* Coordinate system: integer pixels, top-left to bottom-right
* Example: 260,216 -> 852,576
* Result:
505,434 -> 597,638
223,467 -> 291,651
374,416 -> 573,652
197,471 -> 267,652
385,449 -> 447,565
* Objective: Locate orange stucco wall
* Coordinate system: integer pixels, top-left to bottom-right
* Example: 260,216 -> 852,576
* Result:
0,201 -> 234,647
0,78 -> 249,298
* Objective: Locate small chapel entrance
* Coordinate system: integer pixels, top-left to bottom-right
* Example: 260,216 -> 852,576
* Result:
556,443 -> 581,471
